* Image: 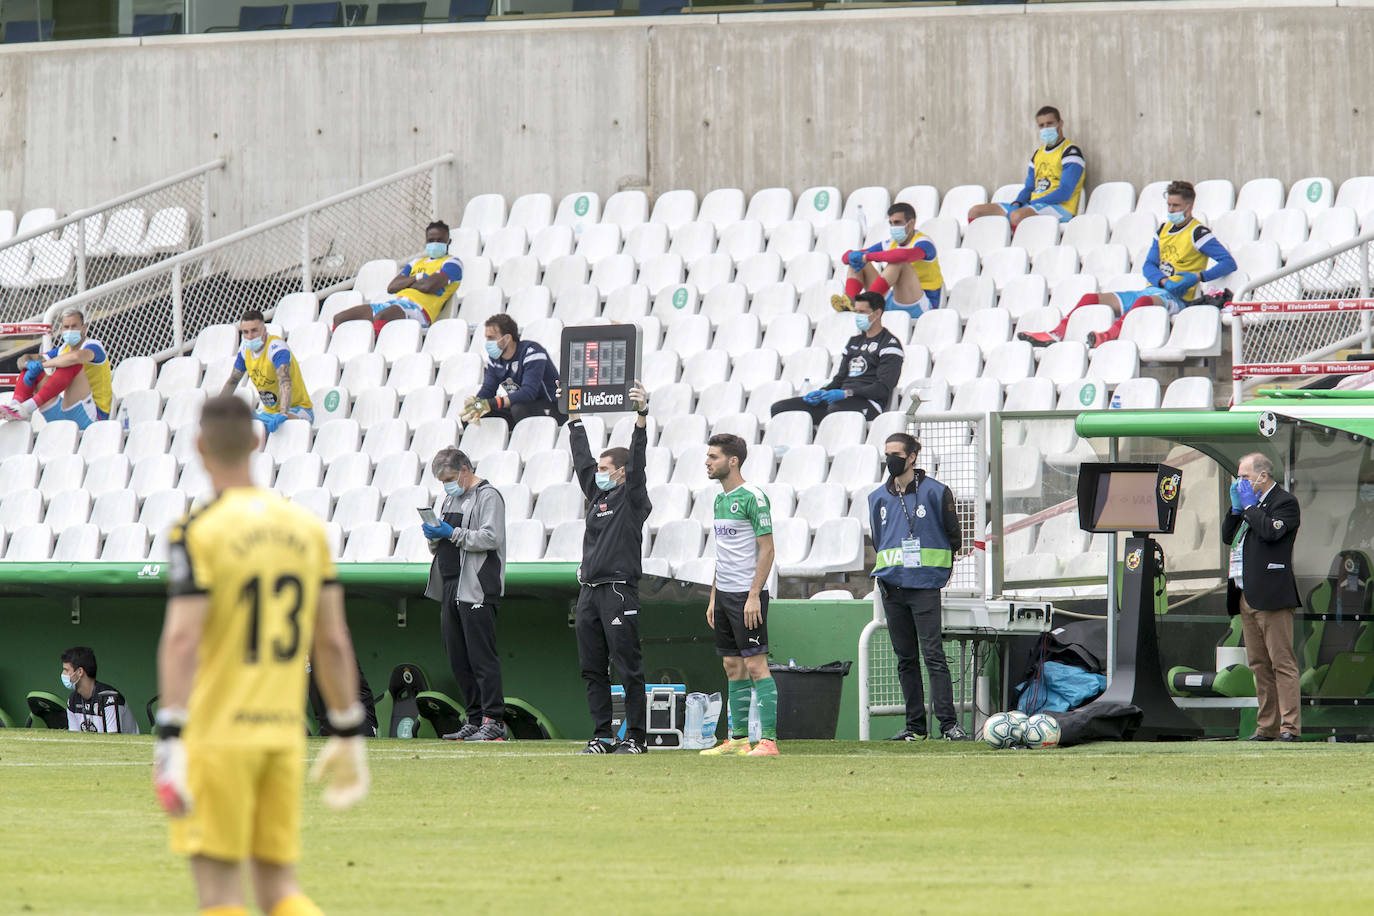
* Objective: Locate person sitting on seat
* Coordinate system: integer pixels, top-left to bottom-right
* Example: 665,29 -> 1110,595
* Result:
771,291 -> 903,423
831,203 -> 943,318
0,307 -> 112,428
61,646 -> 140,734
1019,180 -> 1236,348
331,220 -> 462,333
462,313 -> 562,427
967,105 -> 1085,227
220,308 -> 314,434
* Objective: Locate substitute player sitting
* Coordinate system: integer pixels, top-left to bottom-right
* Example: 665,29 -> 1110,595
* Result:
220,308 -> 313,434
699,434 -> 780,758
153,395 -> 369,916
331,220 -> 462,332
968,105 -> 1085,227
830,203 -> 943,317
0,307 -> 112,428
1019,180 -> 1236,348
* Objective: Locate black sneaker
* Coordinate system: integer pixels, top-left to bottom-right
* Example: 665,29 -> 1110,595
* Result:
465,717 -> 506,742
941,725 -> 971,741
579,737 -> 617,754
612,737 -> 647,754
441,721 -> 481,741
887,730 -> 927,742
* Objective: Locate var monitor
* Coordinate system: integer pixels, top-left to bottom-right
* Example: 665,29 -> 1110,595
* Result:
560,323 -> 643,415
1077,462 -> 1182,534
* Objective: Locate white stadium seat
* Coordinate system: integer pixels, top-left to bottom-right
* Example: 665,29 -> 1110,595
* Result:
602,190 -> 649,233
554,191 -> 601,232
745,188 -> 794,238
697,188 -> 746,233
939,185 -> 988,221
1085,182 -> 1135,229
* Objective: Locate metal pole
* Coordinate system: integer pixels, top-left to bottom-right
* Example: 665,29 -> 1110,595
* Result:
75,219 -> 87,293
301,213 -> 314,294
1361,241 -> 1372,350
1105,435 -> 1119,689
200,169 -> 213,245
430,165 -> 440,221
170,263 -> 185,353
1231,310 -> 1244,406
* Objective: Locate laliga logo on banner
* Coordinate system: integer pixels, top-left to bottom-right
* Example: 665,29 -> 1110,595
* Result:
1158,474 -> 1180,503
568,388 -> 582,411
1126,548 -> 1142,571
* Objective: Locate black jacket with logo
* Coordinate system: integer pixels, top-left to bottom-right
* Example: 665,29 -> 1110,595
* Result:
1222,483 -> 1302,613
569,419 -> 652,585
824,327 -> 904,413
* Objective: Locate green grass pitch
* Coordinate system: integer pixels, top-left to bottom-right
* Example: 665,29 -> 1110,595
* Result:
2,732 -> 1371,914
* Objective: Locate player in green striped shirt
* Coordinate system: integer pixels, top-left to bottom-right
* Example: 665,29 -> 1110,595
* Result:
698,434 -> 779,757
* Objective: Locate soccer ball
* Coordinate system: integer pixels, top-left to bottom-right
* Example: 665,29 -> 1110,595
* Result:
981,712 -> 1017,749
1023,713 -> 1061,749
1006,711 -> 1030,745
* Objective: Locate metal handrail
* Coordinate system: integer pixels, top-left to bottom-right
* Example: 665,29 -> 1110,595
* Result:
0,158 -> 225,253
45,153 -> 455,323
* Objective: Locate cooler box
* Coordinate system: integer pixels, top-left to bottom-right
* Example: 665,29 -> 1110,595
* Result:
610,683 -> 686,749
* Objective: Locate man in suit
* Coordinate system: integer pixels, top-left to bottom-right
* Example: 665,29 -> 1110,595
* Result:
1222,452 -> 1302,742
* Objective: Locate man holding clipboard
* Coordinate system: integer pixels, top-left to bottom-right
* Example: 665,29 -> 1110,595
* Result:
421,448 -> 509,742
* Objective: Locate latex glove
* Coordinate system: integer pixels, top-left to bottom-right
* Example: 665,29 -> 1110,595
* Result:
1171,271 -> 1200,294
628,380 -> 648,414
310,736 -> 370,811
1237,478 -> 1259,509
801,389 -> 824,404
422,520 -> 454,540
1229,480 -> 1243,514
845,250 -> 867,271
22,360 -> 42,386
255,410 -> 285,433
819,389 -> 847,404
461,397 -> 492,422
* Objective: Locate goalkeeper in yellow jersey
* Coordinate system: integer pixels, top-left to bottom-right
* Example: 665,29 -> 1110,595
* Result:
153,395 -> 369,916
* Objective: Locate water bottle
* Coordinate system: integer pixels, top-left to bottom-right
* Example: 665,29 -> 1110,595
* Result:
1110,394 -> 1122,410
684,692 -> 707,749
117,404 -> 129,431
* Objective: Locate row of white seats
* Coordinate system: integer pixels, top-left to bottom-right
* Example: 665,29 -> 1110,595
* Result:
452,177 -> 1373,246
0,206 -> 191,288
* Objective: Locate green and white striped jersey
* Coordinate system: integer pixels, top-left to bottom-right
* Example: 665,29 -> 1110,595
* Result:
712,483 -> 773,593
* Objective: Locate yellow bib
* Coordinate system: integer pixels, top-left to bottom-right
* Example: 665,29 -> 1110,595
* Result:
242,336 -> 312,413
885,231 -> 943,293
396,254 -> 462,323
60,339 -> 113,416
1030,140 -> 1085,215
1157,218 -> 1212,303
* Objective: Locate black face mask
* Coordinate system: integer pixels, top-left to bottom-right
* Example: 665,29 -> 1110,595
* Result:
886,453 -> 910,478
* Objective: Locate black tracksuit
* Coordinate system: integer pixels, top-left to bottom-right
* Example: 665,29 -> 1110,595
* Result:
569,418 -> 652,741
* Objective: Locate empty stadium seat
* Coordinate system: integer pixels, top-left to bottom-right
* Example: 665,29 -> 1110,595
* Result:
1161,376 -> 1215,409
1085,182 -> 1135,229
102,523 -> 150,561
939,185 -> 988,221
1110,376 -> 1162,409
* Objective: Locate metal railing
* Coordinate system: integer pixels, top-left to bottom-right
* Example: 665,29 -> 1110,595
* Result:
1231,229 -> 1374,401
46,154 -> 454,365
0,159 -> 223,324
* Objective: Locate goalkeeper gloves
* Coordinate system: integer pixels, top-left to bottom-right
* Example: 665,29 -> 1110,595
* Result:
461,397 -> 493,422
152,707 -> 192,817
310,702 -> 370,810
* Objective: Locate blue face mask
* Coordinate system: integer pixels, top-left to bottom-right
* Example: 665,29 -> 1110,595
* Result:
595,471 -> 615,491
1165,210 -> 1187,227
61,672 -> 76,690
889,224 -> 908,243
484,340 -> 503,360
246,336 -> 265,352
443,480 -> 466,498
855,313 -> 871,332
425,241 -> 448,259
1039,126 -> 1058,145
62,330 -> 82,347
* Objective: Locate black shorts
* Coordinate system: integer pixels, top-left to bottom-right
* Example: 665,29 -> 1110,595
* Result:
714,589 -> 769,658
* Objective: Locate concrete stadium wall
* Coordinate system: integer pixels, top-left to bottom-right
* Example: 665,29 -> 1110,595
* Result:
1,2 -> 1371,233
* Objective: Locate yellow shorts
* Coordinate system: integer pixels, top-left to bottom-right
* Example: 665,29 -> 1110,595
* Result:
170,745 -> 303,864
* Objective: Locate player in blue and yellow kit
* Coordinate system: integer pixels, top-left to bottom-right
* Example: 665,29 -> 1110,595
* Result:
1020,180 -> 1237,348
332,220 -> 462,333
0,307 -> 112,428
221,308 -> 314,435
153,395 -> 369,916
968,106 -> 1085,227
830,202 -> 944,317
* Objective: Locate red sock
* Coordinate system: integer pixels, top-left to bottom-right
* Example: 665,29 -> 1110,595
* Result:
1096,317 -> 1125,344
1075,293 -> 1101,309
29,364 -> 84,409
371,318 -> 389,336
869,276 -> 891,297
844,277 -> 862,299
